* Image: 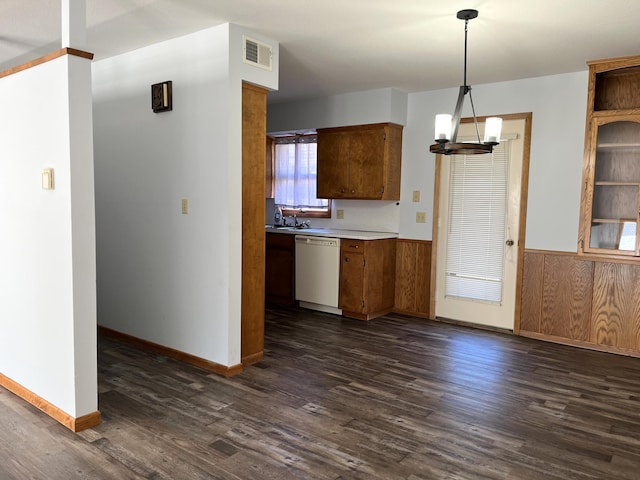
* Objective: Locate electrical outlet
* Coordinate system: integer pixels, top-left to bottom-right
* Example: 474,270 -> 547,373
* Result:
416,211 -> 426,223
412,190 -> 421,202
336,209 -> 344,219
181,198 -> 189,214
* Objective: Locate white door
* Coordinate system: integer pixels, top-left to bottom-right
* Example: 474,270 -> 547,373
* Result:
435,118 -> 526,330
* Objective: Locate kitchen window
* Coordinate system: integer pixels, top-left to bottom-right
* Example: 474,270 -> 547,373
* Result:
273,135 -> 330,218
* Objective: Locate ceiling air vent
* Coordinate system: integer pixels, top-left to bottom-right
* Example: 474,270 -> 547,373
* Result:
243,35 -> 273,71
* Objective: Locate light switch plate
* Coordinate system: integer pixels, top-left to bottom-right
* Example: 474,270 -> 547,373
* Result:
336,209 -> 344,219
42,168 -> 54,190
412,190 -> 420,202
181,198 -> 189,214
416,212 -> 426,223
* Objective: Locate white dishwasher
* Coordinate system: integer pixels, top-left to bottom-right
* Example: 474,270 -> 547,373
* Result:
295,235 -> 342,315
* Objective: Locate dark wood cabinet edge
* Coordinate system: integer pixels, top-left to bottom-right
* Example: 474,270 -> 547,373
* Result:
520,330 -> 640,359
0,47 -> 94,79
99,326 -> 243,377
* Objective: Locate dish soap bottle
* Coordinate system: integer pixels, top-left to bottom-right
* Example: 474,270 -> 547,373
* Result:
274,205 -> 283,225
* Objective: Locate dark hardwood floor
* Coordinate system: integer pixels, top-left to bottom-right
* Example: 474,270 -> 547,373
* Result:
2,306 -> 640,479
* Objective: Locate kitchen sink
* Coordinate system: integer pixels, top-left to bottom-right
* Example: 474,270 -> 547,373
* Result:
265,224 -> 311,230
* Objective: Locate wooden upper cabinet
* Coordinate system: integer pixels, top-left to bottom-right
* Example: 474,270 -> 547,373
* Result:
579,55 -> 640,257
317,131 -> 351,198
317,123 -> 403,200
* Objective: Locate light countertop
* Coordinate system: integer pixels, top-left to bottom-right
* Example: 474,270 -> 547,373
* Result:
265,226 -> 398,240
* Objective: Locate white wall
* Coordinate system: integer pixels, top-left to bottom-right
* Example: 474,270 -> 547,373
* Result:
401,71 -> 588,251
0,54 -> 97,418
266,197 -> 401,233
268,87 -> 407,132
92,24 -> 278,367
267,71 -> 588,251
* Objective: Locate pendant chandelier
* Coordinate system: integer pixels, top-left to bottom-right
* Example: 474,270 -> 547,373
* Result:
429,9 -> 502,156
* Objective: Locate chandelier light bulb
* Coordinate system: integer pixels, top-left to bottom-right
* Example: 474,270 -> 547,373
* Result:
484,117 -> 503,145
435,114 -> 452,142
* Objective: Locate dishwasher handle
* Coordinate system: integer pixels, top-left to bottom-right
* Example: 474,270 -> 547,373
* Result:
295,235 -> 339,248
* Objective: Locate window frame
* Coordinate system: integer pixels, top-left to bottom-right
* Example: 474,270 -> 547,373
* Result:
270,133 -> 331,219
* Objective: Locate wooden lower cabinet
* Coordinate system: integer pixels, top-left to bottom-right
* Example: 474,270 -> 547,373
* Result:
339,238 -> 396,320
265,233 -> 296,306
520,249 -> 640,357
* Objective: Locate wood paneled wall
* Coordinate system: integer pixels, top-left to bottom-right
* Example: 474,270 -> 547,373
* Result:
394,239 -> 431,318
521,250 -> 640,357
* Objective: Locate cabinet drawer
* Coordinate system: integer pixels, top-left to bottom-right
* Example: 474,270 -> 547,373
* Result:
341,240 -> 365,253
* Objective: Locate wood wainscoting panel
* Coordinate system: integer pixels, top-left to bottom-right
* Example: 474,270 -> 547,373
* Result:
394,239 -> 431,318
591,262 -> 640,350
519,251 -> 544,332
520,249 -> 640,357
0,372 -> 101,432
540,254 -> 593,341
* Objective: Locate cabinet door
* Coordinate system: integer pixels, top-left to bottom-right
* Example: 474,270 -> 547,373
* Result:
340,251 -> 365,313
317,131 -> 350,198
348,128 -> 386,198
265,234 -> 296,305
584,118 -> 640,255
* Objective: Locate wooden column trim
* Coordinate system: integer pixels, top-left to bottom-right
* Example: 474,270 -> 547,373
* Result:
241,81 -> 267,366
0,372 -> 101,432
0,47 -> 94,80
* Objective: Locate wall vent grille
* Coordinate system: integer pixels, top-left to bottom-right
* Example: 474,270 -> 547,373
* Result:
243,35 -> 272,71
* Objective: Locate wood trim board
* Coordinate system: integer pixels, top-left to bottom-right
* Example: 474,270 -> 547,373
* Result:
0,48 -> 94,79
0,372 -> 101,432
99,326 -> 243,377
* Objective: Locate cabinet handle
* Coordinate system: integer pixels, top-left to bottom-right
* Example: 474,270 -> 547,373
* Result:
349,244 -> 359,249
506,239 -> 514,246
351,189 -> 355,194
344,257 -> 349,262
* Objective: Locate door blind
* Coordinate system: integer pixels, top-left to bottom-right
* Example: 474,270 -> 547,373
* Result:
444,141 -> 510,303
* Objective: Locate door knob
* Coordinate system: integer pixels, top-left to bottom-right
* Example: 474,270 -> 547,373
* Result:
506,239 -> 514,246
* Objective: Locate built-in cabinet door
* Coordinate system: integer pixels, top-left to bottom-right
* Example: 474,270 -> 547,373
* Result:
348,128 -> 385,198
317,131 -> 350,198
265,233 -> 295,305
317,123 -> 403,201
583,117 -> 640,256
340,251 -> 364,313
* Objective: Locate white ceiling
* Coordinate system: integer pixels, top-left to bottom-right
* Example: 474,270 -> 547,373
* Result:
1,1 -> 639,104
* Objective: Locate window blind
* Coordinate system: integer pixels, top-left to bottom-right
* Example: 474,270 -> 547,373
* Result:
444,141 -> 510,303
